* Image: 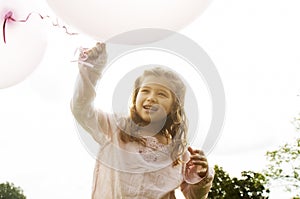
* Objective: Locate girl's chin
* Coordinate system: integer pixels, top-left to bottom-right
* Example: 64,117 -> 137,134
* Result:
139,120 -> 151,126
142,117 -> 166,125
136,112 -> 167,125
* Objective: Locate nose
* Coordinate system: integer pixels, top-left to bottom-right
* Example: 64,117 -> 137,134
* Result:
146,92 -> 157,102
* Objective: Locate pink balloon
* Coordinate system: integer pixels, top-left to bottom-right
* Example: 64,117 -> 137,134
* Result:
46,0 -> 212,44
0,0 -> 47,89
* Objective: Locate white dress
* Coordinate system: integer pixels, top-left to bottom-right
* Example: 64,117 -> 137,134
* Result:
71,61 -> 214,199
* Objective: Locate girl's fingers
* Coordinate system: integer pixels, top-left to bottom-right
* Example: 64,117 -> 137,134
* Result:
188,146 -> 194,154
86,47 -> 99,58
188,147 -> 205,156
190,155 -> 207,162
188,146 -> 209,178
96,42 -> 106,52
191,160 -> 208,167
84,42 -> 106,59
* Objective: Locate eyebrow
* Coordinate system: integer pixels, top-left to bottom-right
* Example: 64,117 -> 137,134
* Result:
141,85 -> 171,95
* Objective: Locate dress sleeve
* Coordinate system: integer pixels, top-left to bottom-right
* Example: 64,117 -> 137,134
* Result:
70,50 -> 114,145
180,152 -> 214,199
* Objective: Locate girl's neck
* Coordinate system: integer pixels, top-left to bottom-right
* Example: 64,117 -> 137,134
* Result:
137,121 -> 172,145
139,121 -> 165,137
139,129 -> 170,145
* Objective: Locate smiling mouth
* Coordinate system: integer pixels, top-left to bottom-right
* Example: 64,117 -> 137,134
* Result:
143,104 -> 159,112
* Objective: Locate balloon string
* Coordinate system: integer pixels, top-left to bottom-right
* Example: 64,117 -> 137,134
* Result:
2,11 -> 12,43
70,47 -> 95,68
2,11 -> 78,43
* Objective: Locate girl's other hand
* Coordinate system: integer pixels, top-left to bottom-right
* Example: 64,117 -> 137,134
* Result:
188,147 -> 208,178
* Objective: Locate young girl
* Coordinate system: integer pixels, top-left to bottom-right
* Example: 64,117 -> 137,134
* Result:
71,43 -> 214,199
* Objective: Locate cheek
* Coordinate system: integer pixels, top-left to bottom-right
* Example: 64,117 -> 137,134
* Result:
162,99 -> 174,114
135,94 -> 145,110
135,93 -> 142,105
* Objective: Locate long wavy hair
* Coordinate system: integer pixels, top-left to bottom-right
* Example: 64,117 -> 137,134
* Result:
119,67 -> 188,166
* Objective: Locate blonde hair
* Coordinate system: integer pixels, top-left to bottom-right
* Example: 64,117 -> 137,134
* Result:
119,67 -> 188,166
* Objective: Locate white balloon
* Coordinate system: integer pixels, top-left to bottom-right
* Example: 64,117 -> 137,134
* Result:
0,0 -> 47,89
46,0 -> 212,44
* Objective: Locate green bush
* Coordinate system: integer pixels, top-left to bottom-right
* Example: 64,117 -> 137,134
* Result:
209,165 -> 270,199
0,182 -> 26,199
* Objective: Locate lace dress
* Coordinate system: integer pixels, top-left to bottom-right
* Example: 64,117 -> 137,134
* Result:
71,57 -> 214,199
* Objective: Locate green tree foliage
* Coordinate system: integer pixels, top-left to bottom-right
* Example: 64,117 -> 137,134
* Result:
209,165 -> 269,199
264,138 -> 300,194
264,113 -> 300,198
0,182 -> 26,199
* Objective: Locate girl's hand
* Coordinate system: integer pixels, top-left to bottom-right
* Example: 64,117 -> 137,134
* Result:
79,42 -> 107,70
188,147 -> 208,178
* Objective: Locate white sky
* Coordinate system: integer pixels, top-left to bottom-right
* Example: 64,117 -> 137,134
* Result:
1,0 -> 300,198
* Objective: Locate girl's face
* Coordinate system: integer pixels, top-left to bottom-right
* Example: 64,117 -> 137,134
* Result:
135,76 -> 174,123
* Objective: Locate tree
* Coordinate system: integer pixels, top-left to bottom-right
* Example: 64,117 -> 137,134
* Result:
209,165 -> 269,199
208,165 -> 233,198
264,113 -> 300,198
264,138 -> 300,195
0,182 -> 26,199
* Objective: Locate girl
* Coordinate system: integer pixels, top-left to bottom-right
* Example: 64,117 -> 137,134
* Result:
71,43 -> 214,199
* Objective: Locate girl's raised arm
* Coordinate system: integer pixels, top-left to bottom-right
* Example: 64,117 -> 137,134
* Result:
70,43 -> 113,144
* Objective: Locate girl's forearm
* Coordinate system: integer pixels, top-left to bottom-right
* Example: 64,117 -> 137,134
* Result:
70,63 -> 101,118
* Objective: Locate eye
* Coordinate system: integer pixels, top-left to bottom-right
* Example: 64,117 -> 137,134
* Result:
140,88 -> 149,93
158,92 -> 168,97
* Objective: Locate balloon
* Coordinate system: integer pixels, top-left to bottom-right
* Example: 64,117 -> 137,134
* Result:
46,0 -> 212,44
0,0 -> 47,89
